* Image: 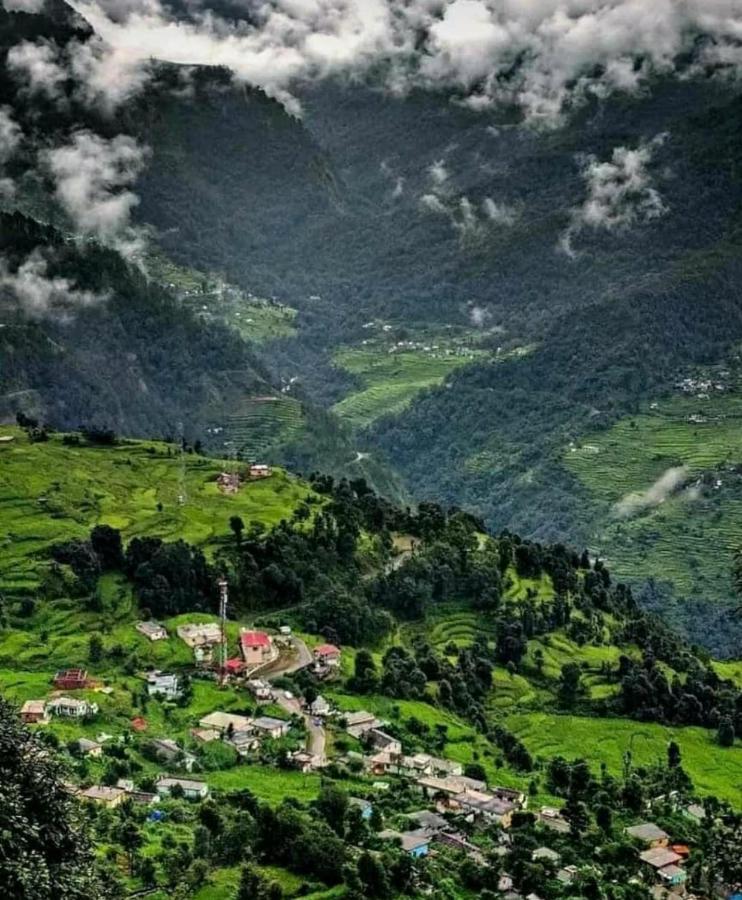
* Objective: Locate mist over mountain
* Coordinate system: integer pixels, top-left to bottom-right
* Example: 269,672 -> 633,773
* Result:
2,0 -> 742,653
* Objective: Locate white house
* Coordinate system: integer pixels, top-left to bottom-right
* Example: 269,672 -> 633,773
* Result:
177,622 -> 223,648
252,716 -> 290,739
198,711 -> 252,734
48,697 -> 98,718
156,776 -> 209,801
146,671 -> 181,700
136,621 -> 168,641
310,695 -> 331,717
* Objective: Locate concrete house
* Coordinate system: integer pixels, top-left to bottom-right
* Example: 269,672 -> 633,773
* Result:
240,630 -> 276,667
249,464 -> 272,478
150,738 -> 195,771
77,738 -> 103,758
344,710 -> 382,737
146,671 -> 181,700
177,622 -> 222,648
246,679 -> 274,702
364,728 -> 402,755
53,669 -> 89,690
313,643 -> 341,668
81,785 -> 126,808
309,695 -> 331,717
379,829 -> 430,858
626,823 -> 670,848
198,711 -> 252,734
252,716 -> 290,739
48,697 -> 98,718
156,776 -> 209,800
289,749 -> 321,772
20,700 -> 48,724
640,847 -> 683,872
136,621 -> 167,641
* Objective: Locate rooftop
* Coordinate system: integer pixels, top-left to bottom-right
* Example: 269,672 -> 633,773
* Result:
241,630 -> 271,648
640,848 -> 683,870
626,823 -> 670,843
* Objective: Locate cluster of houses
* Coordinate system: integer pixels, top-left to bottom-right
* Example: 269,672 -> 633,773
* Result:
339,711 -> 528,829
216,464 -> 273,494
70,774 -> 210,809
192,709 -> 292,757
21,695 -> 99,723
625,822 -> 690,894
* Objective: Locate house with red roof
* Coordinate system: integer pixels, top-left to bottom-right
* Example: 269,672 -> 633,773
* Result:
314,644 -> 341,668
240,630 -> 276,667
225,657 -> 244,675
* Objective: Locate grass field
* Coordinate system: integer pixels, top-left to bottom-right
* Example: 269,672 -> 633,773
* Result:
564,394 -> 742,600
0,429 -> 312,593
507,711 -> 742,807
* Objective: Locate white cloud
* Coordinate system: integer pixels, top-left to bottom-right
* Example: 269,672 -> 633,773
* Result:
614,465 -> 689,518
482,196 -> 516,225
0,108 -> 22,165
68,35 -> 153,113
428,159 -> 449,190
420,192 -> 449,215
2,0 -> 45,11
7,40 -> 67,100
42,131 -> 148,254
560,134 -> 667,256
0,249 -> 104,321
62,0 -> 742,121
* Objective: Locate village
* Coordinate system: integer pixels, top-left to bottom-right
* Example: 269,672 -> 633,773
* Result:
16,617 -> 716,900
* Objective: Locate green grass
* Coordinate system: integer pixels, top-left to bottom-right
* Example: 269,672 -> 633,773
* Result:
507,711 -> 742,807
0,429 -> 312,593
713,659 -> 742,687
564,394 -> 742,600
331,337 -> 490,429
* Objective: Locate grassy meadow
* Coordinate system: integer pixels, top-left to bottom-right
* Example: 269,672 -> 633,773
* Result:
0,428 -> 312,593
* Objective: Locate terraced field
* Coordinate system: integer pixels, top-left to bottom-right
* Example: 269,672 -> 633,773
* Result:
332,341 -> 489,430
565,394 -> 742,601
0,428 -> 311,593
223,396 -> 305,460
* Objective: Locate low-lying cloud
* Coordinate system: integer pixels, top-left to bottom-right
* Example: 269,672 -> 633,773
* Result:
613,465 -> 689,518
59,0 -> 742,121
560,134 -> 668,257
42,130 -> 148,254
0,249 -> 104,321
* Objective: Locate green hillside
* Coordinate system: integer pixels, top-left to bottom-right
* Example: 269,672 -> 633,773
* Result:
565,388 -> 742,602
0,427 -> 311,594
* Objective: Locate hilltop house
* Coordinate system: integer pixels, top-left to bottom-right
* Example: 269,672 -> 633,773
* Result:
77,738 -> 103,757
240,630 -> 276,667
156,776 -> 209,801
309,695 -> 331,717
150,738 -> 195,771
343,710 -> 382,737
246,679 -> 274,702
252,716 -> 290,739
626,823 -> 670,848
198,711 -> 252,734
364,728 -> 402,755
177,622 -> 223,649
136,621 -> 167,642
53,669 -> 89,690
379,829 -> 430,858
81,785 -> 126,808
417,774 -> 488,799
313,643 -> 341,670
20,700 -> 48,724
146,671 -> 181,700
249,464 -> 272,479
48,697 -> 98,718
289,749 -> 322,772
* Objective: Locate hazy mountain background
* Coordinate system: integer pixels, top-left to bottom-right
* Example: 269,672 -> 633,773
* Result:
2,0 -> 742,654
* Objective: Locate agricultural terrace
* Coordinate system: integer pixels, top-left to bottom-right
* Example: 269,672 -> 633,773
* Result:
223,396 -> 305,461
565,393 -> 742,600
0,429 -> 313,593
143,250 -> 297,345
331,325 -> 517,429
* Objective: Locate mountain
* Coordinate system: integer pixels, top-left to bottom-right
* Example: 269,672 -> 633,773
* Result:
2,0 -> 742,652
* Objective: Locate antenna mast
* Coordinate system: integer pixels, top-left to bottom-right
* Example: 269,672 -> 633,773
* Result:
217,577 -> 229,685
177,421 -> 187,507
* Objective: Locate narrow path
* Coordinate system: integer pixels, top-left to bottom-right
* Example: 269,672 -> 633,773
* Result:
267,637 -> 326,762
